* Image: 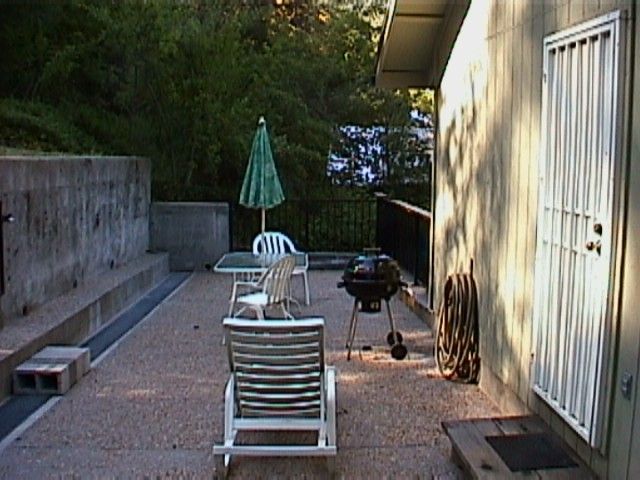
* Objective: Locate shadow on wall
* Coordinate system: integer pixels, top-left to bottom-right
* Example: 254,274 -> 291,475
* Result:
435,0 -> 544,406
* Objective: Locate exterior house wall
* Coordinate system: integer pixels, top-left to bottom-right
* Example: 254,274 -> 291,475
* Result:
615,8 -> 640,478
435,0 -> 636,477
0,156 -> 150,324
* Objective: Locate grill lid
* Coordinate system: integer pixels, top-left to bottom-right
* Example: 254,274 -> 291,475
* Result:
339,248 -> 403,301
343,248 -> 400,282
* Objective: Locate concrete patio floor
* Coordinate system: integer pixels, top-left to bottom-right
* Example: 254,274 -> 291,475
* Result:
0,270 -> 500,479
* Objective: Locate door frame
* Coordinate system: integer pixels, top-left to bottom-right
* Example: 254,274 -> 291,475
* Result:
531,10 -> 630,450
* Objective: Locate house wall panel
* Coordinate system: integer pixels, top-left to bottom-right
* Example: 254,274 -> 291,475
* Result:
611,4 -> 640,478
436,0 -> 634,475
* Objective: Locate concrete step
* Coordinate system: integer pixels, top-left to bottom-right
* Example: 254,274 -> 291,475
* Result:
0,252 -> 169,401
13,346 -> 90,395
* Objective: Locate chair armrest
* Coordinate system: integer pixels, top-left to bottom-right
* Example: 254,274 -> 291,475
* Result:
325,366 -> 337,448
232,281 -> 261,296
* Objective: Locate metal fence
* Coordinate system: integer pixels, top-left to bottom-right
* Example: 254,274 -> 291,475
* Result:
231,194 -> 431,292
376,193 -> 431,289
231,198 -> 377,252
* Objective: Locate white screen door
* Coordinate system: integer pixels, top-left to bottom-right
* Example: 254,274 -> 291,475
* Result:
532,12 -> 622,447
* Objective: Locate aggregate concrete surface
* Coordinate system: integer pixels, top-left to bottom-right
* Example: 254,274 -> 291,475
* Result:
0,271 -> 500,479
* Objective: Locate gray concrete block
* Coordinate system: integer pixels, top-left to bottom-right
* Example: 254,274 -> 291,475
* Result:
13,346 -> 90,395
150,202 -> 229,271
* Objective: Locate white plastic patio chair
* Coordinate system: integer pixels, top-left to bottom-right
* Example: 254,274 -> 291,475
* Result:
253,231 -> 310,305
213,317 -> 337,477
230,254 -> 296,319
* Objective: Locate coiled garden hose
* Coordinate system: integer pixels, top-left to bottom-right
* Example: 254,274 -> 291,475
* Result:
435,272 -> 480,383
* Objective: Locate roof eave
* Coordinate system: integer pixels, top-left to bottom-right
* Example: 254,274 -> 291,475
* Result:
374,0 -> 471,89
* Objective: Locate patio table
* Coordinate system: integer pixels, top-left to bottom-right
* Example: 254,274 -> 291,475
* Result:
213,252 -> 309,313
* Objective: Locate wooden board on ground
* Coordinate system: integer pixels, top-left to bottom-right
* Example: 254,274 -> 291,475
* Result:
442,416 -> 594,479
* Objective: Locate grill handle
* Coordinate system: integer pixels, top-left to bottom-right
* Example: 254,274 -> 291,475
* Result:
337,281 -> 346,289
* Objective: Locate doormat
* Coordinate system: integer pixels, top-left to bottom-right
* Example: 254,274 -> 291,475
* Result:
485,432 -> 578,471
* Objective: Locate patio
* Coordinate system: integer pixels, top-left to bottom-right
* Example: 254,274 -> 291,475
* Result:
0,269 -> 500,478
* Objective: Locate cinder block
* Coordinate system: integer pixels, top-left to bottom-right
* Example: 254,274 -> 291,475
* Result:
13,346 -> 91,395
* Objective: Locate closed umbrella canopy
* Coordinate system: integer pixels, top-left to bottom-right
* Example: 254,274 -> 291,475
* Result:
239,116 -> 285,238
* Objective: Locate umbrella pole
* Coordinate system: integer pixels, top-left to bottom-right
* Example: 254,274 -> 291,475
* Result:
261,209 -> 266,255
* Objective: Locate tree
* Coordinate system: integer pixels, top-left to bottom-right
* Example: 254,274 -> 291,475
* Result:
0,0 -> 415,204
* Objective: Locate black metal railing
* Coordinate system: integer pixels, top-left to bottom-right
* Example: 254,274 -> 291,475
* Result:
231,198 -> 377,252
230,194 -> 431,293
376,193 -> 431,289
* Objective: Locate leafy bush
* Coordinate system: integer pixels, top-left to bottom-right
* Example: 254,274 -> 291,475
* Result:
0,98 -> 100,153
0,1 -> 424,204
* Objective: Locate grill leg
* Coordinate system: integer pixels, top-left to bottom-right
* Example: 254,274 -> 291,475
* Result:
385,299 -> 397,339
346,299 -> 359,361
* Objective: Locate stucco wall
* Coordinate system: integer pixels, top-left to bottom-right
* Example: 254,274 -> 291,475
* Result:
435,0 -> 635,476
0,156 -> 150,323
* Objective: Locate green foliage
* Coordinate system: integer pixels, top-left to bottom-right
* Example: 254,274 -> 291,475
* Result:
0,98 -> 100,153
0,1 -> 417,203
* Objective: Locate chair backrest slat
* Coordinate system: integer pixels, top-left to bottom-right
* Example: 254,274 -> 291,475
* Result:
236,371 -> 320,384
229,330 -> 321,345
253,231 -> 298,255
223,317 -> 326,419
241,404 -> 321,413
233,342 -> 321,357
234,352 -> 320,366
260,255 -> 295,305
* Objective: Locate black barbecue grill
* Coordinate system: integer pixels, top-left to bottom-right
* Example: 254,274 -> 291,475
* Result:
338,248 -> 408,360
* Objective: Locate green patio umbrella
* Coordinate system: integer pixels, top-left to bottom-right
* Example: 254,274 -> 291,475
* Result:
239,116 -> 285,246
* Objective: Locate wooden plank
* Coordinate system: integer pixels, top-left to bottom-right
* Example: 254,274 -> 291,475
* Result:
444,417 -> 595,479
509,22 -> 525,397
568,0 -> 585,24
494,27 -> 507,383
479,33 -> 500,369
517,11 -> 535,405
493,415 -> 548,435
525,12 -> 545,412
625,11 -> 640,480
501,26 -> 516,386
443,419 -> 526,478
545,5 -> 558,36
470,419 -> 537,478
505,0 -> 514,30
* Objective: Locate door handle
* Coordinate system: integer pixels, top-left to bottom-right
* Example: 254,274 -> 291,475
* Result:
586,240 -> 602,254
593,223 -> 603,235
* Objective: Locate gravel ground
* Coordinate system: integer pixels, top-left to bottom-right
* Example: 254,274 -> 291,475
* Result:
0,271 -> 501,479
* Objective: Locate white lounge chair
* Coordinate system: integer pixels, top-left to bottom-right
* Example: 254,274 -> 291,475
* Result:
253,232 -> 310,305
230,254 -> 295,319
213,317 -> 337,477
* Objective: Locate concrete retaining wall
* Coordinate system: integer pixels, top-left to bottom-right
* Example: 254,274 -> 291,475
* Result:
150,202 -> 229,271
0,156 -> 150,325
